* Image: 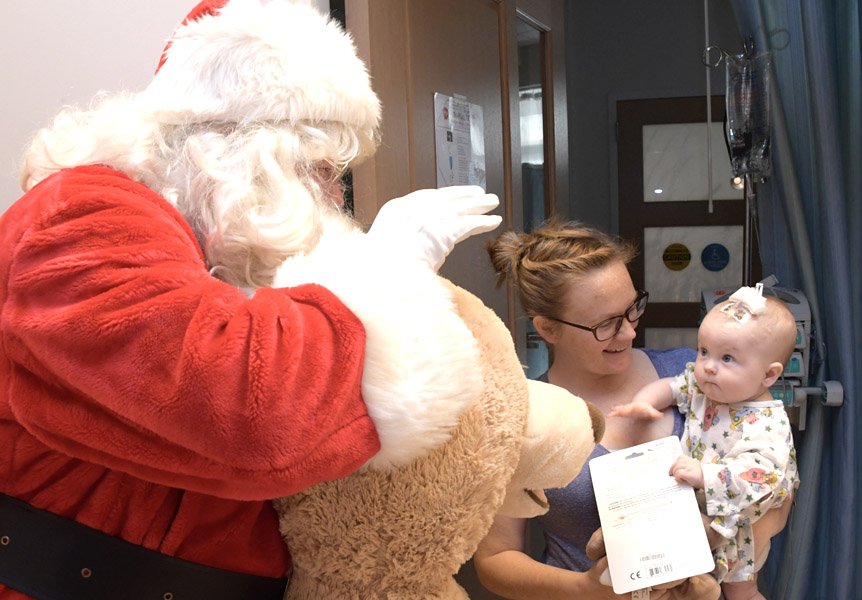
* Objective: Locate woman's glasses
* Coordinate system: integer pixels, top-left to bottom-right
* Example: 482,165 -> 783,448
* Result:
547,290 -> 649,342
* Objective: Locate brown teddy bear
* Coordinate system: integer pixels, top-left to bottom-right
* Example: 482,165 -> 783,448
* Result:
274,281 -> 604,599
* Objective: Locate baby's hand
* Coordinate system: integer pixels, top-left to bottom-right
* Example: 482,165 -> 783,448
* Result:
669,455 -> 704,489
607,401 -> 664,420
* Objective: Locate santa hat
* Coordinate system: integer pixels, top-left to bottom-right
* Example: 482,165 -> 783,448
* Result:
142,0 -> 380,148
154,0 -> 229,73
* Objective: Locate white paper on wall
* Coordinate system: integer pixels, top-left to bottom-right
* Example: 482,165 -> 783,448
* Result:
434,92 -> 486,189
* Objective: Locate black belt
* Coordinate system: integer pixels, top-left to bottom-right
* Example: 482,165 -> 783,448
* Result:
0,493 -> 288,600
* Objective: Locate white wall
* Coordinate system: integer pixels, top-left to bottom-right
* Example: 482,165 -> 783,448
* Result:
0,0 -> 329,215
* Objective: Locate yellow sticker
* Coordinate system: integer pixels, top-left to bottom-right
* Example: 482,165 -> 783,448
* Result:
662,243 -> 691,271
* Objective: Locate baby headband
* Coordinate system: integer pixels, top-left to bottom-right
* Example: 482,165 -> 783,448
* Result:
721,283 -> 766,323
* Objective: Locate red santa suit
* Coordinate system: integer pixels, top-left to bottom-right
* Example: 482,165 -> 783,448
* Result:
0,164 -> 378,585
0,2 -> 492,597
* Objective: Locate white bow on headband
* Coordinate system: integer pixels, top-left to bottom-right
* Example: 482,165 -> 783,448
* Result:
721,283 -> 766,322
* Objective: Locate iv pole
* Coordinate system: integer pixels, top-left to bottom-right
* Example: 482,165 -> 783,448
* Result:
702,31 -> 758,287
703,0 -> 714,216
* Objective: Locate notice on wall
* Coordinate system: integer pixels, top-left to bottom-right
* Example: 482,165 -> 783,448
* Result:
434,92 -> 486,189
590,436 -> 715,595
644,225 -> 744,302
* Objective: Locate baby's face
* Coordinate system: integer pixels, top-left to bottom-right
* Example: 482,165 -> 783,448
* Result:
693,313 -> 774,404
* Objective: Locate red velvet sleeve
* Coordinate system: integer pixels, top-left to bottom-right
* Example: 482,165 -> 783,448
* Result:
1,166 -> 380,500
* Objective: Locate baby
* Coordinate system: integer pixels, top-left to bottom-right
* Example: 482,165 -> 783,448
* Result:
610,285 -> 800,600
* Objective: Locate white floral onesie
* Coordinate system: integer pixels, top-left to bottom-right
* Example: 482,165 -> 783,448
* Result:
671,363 -> 799,582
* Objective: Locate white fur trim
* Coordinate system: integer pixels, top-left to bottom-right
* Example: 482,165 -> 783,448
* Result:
273,225 -> 483,469
142,0 -> 380,139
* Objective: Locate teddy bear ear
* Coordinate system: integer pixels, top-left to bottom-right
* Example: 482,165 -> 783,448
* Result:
497,380 -> 602,518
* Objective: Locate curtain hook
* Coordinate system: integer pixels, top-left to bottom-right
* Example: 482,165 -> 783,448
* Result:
702,45 -> 728,68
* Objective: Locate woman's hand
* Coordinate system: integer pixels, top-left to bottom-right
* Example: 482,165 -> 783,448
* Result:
583,528 -> 679,600
473,516 -> 676,599
582,557 -> 674,599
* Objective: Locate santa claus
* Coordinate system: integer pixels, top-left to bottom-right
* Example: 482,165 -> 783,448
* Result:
0,1 -> 499,598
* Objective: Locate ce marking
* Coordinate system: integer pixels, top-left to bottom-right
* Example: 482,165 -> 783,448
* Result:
630,570 -> 643,580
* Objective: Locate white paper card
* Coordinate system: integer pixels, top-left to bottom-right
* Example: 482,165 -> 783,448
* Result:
590,436 -> 715,594
433,92 -> 486,189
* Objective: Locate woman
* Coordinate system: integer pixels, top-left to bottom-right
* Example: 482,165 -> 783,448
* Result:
474,220 -> 789,599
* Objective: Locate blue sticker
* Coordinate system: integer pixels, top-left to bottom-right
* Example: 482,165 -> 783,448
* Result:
701,243 -> 730,272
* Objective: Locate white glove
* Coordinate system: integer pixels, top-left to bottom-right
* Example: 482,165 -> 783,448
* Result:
367,185 -> 501,271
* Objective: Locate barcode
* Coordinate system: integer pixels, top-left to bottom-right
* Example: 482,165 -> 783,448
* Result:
648,564 -> 673,577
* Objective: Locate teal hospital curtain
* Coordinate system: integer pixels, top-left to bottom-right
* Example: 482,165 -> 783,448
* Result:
729,2 -> 861,599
